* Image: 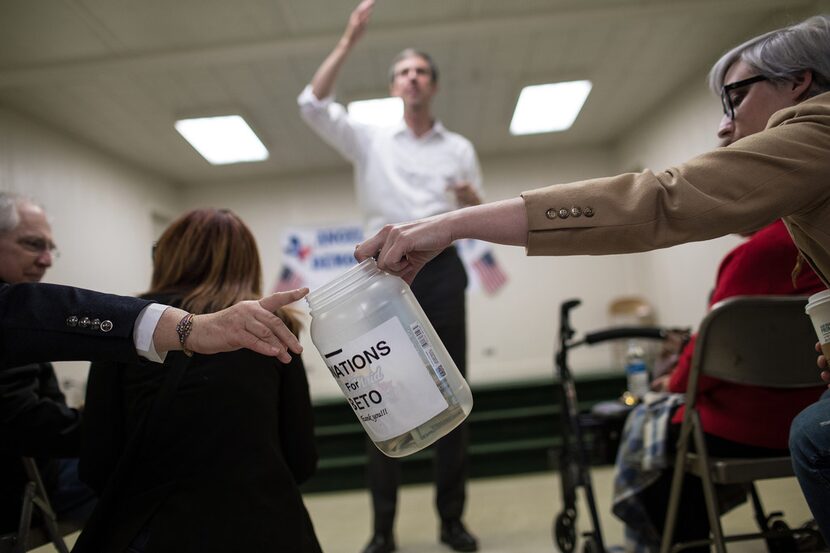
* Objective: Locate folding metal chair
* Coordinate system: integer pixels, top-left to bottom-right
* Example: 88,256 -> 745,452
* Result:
0,457 -> 70,553
659,296 -> 823,553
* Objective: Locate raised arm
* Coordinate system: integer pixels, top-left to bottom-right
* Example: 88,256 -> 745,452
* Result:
310,0 -> 375,100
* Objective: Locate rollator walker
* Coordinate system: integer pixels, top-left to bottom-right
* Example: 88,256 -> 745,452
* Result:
553,298 -> 676,553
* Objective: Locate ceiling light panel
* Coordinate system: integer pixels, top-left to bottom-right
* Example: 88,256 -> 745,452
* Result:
510,80 -> 592,135
175,115 -> 269,165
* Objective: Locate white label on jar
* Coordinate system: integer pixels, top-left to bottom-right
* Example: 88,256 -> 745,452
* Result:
323,316 -> 449,442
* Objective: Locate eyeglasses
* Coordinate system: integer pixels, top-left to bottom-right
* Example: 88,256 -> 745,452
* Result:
17,237 -> 60,258
720,75 -> 768,120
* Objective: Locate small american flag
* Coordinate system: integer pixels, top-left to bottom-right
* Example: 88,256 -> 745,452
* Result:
472,252 -> 508,295
273,266 -> 305,292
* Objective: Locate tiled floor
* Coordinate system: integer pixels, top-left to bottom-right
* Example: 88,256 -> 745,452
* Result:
37,467 -> 812,552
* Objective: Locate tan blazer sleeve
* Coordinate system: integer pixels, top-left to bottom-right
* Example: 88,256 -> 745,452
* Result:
522,94 -> 830,257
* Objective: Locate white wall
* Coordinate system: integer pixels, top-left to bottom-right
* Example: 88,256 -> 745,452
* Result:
0,107 -> 181,403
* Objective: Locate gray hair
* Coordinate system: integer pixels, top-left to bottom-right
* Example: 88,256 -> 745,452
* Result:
0,191 -> 44,234
0,191 -> 22,233
387,48 -> 439,84
709,14 -> 830,99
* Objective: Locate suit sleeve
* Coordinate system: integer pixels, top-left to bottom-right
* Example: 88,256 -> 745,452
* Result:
277,354 -> 318,485
0,283 -> 152,368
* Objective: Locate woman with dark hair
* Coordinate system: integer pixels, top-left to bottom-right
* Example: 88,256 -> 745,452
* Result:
75,208 -> 321,553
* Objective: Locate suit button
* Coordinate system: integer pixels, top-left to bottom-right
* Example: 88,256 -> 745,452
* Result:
66,316 -> 78,327
545,208 -> 557,220
558,208 -> 569,219
583,206 -> 594,217
570,207 -> 582,217
91,318 -> 101,330
100,320 -> 113,333
79,317 -> 91,329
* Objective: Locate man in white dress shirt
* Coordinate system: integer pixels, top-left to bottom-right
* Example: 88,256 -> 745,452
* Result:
298,1 -> 482,552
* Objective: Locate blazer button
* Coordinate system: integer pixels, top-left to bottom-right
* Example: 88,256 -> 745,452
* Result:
100,320 -> 114,333
91,318 -> 101,331
583,207 -> 595,217
79,317 -> 91,329
545,208 -> 557,220
558,208 -> 570,219
570,207 -> 582,217
66,316 -> 78,327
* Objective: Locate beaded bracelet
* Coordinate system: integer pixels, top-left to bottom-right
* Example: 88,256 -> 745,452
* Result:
176,313 -> 195,357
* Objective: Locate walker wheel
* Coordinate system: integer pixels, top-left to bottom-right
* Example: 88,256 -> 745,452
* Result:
554,510 -> 577,553
582,537 -> 598,553
765,518 -> 796,553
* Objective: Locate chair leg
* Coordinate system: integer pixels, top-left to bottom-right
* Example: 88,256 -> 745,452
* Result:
33,496 -> 70,553
16,459 -> 71,553
692,421 -> 726,553
748,484 -> 770,533
12,483 -> 37,553
660,438 -> 691,553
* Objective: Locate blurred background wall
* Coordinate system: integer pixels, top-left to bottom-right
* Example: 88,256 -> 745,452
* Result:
2,1 -> 822,400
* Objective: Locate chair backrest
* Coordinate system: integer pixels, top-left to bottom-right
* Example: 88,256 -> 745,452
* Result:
690,295 -> 821,389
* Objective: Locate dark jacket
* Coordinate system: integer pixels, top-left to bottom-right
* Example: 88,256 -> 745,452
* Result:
0,361 -> 81,532
76,294 -> 321,553
0,282 -> 151,368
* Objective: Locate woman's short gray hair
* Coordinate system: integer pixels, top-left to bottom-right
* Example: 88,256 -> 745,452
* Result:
709,14 -> 830,98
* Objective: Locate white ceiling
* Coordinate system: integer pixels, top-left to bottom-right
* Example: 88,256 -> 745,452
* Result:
0,0 -> 827,185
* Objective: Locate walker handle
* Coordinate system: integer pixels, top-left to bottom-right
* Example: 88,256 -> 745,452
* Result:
583,326 -> 666,344
558,299 -> 582,345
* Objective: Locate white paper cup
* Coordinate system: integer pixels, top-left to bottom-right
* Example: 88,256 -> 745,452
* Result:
805,289 -> 830,358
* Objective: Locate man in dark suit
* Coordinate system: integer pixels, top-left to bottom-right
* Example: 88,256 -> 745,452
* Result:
0,192 -> 95,532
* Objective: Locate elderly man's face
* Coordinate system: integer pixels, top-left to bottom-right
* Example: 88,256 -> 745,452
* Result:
717,60 -> 803,146
0,203 -> 55,283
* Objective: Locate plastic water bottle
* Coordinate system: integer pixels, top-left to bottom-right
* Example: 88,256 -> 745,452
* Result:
625,342 -> 649,400
306,258 -> 473,458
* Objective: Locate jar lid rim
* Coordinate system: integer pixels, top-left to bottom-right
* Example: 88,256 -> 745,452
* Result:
307,258 -> 382,310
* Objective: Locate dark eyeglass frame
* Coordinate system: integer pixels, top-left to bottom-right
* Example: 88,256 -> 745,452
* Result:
720,75 -> 769,120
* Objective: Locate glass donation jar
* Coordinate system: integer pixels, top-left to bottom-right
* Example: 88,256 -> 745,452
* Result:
306,258 -> 473,457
